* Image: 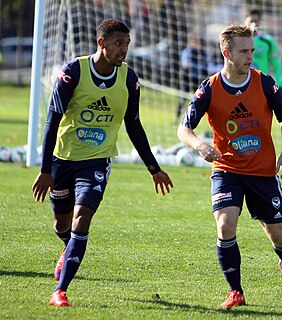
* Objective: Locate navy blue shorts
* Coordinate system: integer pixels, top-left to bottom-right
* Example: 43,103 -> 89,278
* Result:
50,157 -> 111,214
211,170 -> 282,224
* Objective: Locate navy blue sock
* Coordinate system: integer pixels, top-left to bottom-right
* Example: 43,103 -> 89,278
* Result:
272,243 -> 282,260
55,231 -> 88,292
54,226 -> 71,247
217,237 -> 243,295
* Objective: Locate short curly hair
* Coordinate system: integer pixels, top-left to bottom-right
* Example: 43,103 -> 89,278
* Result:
97,18 -> 130,40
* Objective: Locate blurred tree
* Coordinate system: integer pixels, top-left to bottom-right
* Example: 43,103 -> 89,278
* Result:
1,0 -> 34,38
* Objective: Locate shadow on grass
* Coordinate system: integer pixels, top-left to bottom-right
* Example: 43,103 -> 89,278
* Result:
0,269 -> 134,283
2,270 -> 281,317
126,297 -> 282,317
0,269 -> 69,280
0,270 -> 51,278
0,118 -> 28,125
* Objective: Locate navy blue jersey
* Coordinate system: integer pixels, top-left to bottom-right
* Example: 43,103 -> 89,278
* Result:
49,56 -> 140,116
181,70 -> 282,130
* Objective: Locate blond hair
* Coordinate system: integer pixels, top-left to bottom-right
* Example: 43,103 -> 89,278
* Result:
219,24 -> 257,51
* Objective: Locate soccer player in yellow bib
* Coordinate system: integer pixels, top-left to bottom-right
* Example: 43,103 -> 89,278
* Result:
32,18 -> 173,307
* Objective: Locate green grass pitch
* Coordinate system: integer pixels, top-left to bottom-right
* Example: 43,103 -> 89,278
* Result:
1,84 -> 282,319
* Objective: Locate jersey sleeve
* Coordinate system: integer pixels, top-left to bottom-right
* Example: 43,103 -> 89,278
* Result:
124,67 -> 160,174
40,59 -> 80,173
40,110 -> 62,173
180,78 -> 212,129
49,58 -> 80,114
261,72 -> 282,122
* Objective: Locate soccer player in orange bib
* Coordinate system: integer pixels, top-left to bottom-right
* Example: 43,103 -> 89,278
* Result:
178,23 -> 282,308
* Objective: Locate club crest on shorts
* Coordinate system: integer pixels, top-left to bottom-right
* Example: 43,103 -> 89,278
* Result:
272,197 -> 281,209
94,171 -> 104,182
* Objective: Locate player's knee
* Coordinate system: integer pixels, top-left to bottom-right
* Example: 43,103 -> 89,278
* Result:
53,211 -> 72,232
265,223 -> 282,246
217,223 -> 236,239
72,205 -> 96,232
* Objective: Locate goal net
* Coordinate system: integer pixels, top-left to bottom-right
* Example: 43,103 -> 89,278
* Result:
27,0 -> 282,166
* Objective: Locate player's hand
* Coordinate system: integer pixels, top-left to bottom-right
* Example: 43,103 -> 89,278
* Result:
276,152 -> 282,177
152,170 -> 174,196
32,172 -> 53,203
196,143 -> 221,162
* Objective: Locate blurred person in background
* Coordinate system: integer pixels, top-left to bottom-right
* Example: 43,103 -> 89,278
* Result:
175,33 -> 208,123
244,8 -> 282,87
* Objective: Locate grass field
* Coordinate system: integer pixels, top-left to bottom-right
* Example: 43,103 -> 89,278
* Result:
1,84 -> 282,319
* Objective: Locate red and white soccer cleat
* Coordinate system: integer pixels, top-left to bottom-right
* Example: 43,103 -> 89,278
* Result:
54,248 -> 66,281
50,289 -> 71,307
220,290 -> 246,308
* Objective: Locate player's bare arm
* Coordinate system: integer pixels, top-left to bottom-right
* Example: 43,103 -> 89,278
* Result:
32,172 -> 53,203
177,124 -> 221,162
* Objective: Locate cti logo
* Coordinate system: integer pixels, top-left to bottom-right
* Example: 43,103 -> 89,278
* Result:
226,103 -> 259,135
81,96 -> 114,123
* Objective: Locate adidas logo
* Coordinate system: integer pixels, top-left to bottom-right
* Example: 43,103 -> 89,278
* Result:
223,267 -> 236,274
88,96 -> 110,111
229,102 -> 252,120
274,212 -> 282,219
99,82 -> 107,89
93,185 -> 102,192
67,256 -> 80,264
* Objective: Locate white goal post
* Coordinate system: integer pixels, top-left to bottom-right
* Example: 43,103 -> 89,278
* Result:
26,0 -> 282,167
26,0 -> 45,166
